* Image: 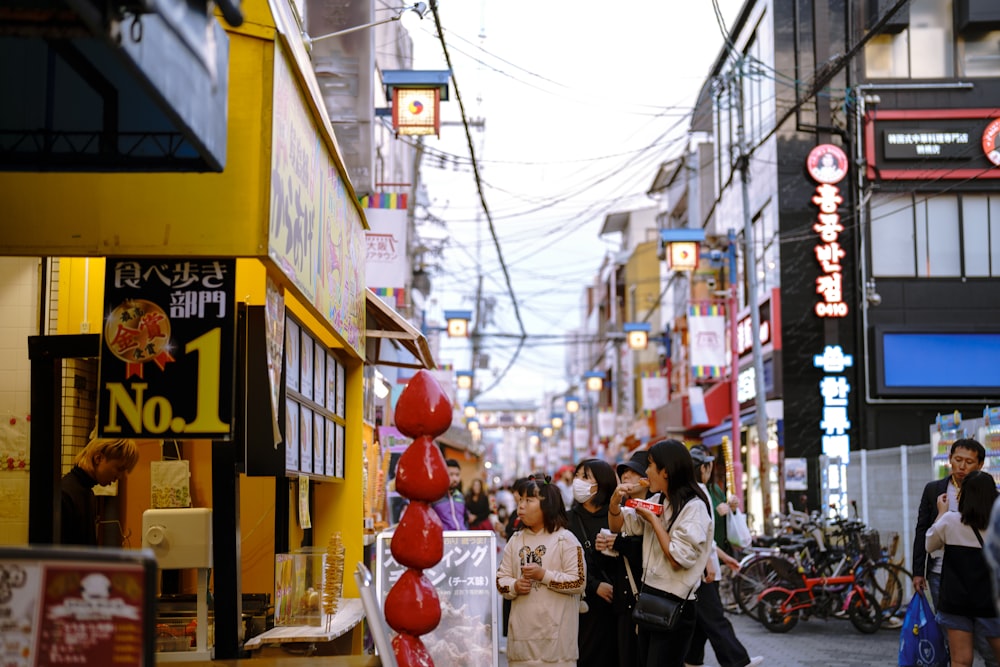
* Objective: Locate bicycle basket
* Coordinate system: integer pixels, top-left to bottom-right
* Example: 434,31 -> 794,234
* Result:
861,529 -> 881,562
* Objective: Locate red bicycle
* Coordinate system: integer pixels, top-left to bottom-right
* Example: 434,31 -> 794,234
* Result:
755,551 -> 882,634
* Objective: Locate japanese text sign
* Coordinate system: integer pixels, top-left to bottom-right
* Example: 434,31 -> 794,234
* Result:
376,530 -> 498,667
98,258 -> 237,440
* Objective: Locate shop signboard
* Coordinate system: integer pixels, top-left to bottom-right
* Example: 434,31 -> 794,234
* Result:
375,530 -> 498,667
0,546 -> 156,667
97,258 -> 237,439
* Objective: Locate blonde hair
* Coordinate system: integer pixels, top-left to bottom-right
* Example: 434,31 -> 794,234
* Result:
76,437 -> 140,473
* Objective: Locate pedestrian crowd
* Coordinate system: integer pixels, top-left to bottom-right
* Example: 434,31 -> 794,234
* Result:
494,439 -> 763,667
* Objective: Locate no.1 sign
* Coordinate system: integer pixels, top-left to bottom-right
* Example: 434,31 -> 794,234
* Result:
97,258 -> 237,440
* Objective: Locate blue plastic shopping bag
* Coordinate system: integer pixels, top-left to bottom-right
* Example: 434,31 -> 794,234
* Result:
899,591 -> 948,667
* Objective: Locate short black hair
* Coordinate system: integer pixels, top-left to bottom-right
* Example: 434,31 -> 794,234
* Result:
951,438 -> 986,464
573,458 -> 617,509
519,478 -> 568,533
445,458 -> 461,470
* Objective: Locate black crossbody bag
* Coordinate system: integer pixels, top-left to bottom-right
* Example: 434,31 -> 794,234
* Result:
631,498 -> 696,632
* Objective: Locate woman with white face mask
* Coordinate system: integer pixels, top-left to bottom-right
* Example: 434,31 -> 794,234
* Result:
568,458 -> 620,667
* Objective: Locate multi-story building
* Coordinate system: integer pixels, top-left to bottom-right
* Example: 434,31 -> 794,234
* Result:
656,0 -> 1000,527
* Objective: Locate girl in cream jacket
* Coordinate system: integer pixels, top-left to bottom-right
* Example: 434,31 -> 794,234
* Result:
497,477 -> 586,667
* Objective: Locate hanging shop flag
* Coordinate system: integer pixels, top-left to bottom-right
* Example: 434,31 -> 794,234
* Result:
688,303 -> 727,376
97,258 -> 237,440
640,372 -> 669,412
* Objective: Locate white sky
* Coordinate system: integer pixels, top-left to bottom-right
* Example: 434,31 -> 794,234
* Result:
402,0 -> 743,401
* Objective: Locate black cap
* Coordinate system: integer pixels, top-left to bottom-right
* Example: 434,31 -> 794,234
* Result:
689,445 -> 715,465
617,449 -> 649,478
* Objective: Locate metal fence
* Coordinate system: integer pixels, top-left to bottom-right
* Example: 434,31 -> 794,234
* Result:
846,443 -> 932,600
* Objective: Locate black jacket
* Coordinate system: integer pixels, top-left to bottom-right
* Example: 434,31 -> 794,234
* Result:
61,465 -> 98,546
912,477 -> 951,578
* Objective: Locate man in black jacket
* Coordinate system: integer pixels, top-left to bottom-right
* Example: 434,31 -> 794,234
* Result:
912,437 -> 995,666
913,438 -> 986,599
61,436 -> 139,546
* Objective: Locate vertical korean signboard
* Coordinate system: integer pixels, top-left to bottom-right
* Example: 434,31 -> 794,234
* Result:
376,531 -> 498,667
98,259 -> 237,440
807,145 -> 852,515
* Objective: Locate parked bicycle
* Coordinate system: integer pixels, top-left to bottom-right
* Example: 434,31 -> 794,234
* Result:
755,546 -> 883,634
731,502 -> 906,621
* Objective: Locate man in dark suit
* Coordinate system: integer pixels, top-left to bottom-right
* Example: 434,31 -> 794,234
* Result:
913,437 -> 994,666
913,438 -> 986,599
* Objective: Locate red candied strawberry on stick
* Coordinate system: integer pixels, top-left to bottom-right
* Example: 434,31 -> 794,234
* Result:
392,631 -> 434,667
394,370 -> 452,439
391,501 -> 443,570
394,435 -> 449,502
387,369 -> 453,667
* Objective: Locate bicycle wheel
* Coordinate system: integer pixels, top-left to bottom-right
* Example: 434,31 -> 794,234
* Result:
734,556 -> 795,617
859,562 -> 905,619
848,593 -> 882,634
758,590 -> 799,633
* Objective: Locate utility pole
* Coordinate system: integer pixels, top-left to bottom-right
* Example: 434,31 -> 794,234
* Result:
469,270 -> 483,402
733,60 -> 773,528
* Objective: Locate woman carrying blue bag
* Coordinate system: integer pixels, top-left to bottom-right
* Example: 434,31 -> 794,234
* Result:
924,470 -> 1000,667
899,590 -> 947,667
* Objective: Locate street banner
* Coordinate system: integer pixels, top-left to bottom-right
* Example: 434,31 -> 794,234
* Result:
98,258 -> 237,440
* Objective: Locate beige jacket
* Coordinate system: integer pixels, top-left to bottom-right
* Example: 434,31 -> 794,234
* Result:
496,526 -> 586,666
621,492 -> 713,599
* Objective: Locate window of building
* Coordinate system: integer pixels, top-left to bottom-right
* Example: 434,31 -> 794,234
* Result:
864,0 -> 955,79
864,0 -> 1000,78
753,202 -> 780,293
714,76 -> 734,191
958,30 -> 1000,77
870,192 -> 1000,277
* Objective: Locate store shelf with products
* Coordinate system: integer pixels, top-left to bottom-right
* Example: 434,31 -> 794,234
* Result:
930,408 -> 1000,483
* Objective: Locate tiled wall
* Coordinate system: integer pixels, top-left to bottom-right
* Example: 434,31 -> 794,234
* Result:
0,258 -> 39,544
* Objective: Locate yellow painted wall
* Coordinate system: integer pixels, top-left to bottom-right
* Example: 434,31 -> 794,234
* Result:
31,0 -> 369,615
0,27 -> 274,257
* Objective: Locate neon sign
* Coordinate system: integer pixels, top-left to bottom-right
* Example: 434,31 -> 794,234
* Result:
807,144 -> 849,319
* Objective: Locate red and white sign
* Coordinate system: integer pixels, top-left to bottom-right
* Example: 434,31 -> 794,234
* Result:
808,146 -> 848,319
806,144 -> 848,185
982,118 -> 1000,167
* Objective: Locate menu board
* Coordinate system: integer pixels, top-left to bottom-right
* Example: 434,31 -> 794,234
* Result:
0,547 -> 156,667
283,315 -> 347,479
375,531 -> 498,667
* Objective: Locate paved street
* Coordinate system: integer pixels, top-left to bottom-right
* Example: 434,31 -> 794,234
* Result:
700,610 -> 900,667
497,609 -> 903,667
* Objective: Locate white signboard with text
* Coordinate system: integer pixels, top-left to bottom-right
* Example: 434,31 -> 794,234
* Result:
375,530 -> 498,667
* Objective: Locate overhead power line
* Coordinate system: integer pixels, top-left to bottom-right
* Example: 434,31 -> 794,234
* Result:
429,0 -> 527,397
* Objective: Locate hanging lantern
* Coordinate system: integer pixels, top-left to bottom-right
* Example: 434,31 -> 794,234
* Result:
383,70 -> 451,138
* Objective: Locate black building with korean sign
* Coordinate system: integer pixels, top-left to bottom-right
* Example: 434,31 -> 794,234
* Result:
689,0 -> 1000,515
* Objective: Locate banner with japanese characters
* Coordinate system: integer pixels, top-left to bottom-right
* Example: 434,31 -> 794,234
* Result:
97,258 -> 237,440
375,530 -> 498,667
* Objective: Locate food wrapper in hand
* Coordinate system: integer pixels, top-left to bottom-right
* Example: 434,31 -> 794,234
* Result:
625,498 -> 663,516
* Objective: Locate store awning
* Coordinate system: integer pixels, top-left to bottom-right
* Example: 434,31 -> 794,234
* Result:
434,424 -> 479,456
0,0 -> 236,171
365,290 -> 436,370
699,400 -> 785,446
